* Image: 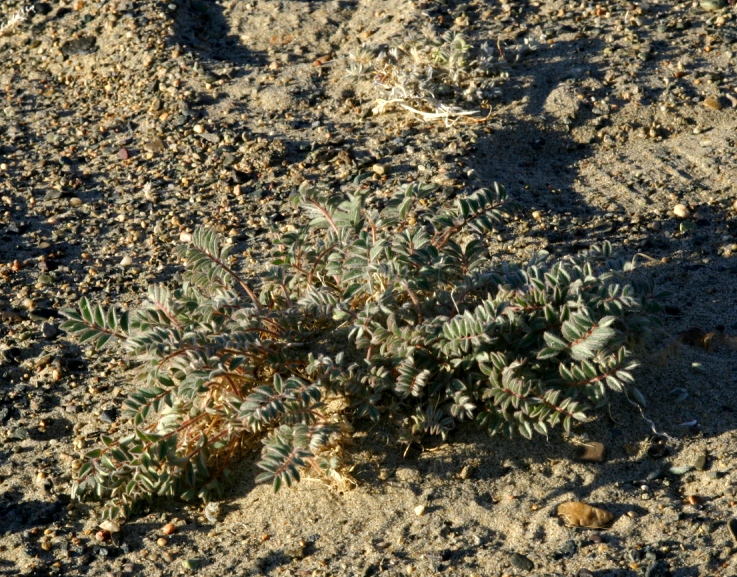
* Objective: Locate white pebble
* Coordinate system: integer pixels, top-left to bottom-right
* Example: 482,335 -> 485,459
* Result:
193,124 -> 205,134
180,231 -> 193,243
413,504 -> 426,516
120,256 -> 133,267
98,520 -> 120,533
673,204 -> 690,219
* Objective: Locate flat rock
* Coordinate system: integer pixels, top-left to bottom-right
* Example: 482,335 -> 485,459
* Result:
509,552 -> 534,571
61,36 -> 97,56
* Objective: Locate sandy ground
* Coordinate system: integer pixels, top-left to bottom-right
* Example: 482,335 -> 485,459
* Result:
2,0 -> 737,575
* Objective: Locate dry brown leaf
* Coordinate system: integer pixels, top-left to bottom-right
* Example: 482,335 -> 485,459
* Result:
557,501 -> 614,529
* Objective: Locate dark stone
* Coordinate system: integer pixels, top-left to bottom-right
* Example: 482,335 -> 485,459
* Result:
509,552 -> 534,571
62,358 -> 86,372
93,545 -> 109,557
230,169 -> 251,184
35,3 -> 52,15
100,408 -> 118,424
42,322 -> 58,339
553,539 -> 578,559
61,35 -> 97,56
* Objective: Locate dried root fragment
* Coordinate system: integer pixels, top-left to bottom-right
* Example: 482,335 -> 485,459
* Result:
556,501 -> 614,529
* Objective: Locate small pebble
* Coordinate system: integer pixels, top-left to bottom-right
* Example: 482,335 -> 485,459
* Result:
204,502 -> 220,523
413,504 -> 426,516
459,465 -> 474,480
42,323 -> 58,339
120,256 -> 133,267
162,523 -> 177,535
181,559 -> 200,571
157,537 -> 168,547
99,520 -> 120,533
372,164 -> 386,176
509,552 -> 534,571
100,408 -> 117,424
693,453 -> 707,471
96,530 -> 111,542
673,204 -> 690,219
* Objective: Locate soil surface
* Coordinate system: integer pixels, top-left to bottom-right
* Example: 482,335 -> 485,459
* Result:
2,0 -> 737,576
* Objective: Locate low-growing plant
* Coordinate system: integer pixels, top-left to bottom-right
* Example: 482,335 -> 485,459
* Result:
347,27 -> 509,124
61,179 -> 665,520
